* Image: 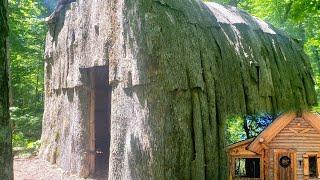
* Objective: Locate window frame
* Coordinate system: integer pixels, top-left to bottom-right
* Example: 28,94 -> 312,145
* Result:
231,155 -> 263,179
303,152 -> 320,178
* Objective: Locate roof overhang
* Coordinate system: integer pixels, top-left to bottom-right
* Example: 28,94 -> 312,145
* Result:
247,112 -> 297,154
226,138 -> 255,151
248,111 -> 320,154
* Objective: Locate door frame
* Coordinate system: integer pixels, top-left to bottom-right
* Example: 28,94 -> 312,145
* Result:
87,66 -> 111,176
88,70 -> 96,175
273,149 -> 297,180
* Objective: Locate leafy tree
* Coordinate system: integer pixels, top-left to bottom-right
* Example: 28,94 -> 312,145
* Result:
8,0 -> 48,154
226,116 -> 246,144
226,113 -> 278,144
9,0 -> 47,111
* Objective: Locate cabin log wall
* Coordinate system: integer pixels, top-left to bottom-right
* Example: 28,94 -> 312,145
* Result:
268,117 -> 320,180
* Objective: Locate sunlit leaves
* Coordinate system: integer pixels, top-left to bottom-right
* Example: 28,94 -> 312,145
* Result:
9,0 -> 48,153
9,0 -> 47,112
226,116 -> 246,144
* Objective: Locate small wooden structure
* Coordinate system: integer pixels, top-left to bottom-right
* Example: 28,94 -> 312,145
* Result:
227,112 -> 320,180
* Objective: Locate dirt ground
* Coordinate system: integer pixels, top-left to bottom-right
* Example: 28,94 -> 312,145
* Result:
14,157 -> 89,180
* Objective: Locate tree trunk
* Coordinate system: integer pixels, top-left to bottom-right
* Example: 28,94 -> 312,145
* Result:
243,117 -> 251,139
40,0 -> 317,179
0,0 -> 13,179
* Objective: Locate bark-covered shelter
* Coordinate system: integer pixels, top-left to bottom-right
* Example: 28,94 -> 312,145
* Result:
39,0 -> 317,179
227,112 -> 320,180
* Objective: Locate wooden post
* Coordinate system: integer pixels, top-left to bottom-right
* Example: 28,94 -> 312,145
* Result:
264,149 -> 269,179
260,156 -> 264,180
89,71 -> 96,175
274,150 -> 279,180
317,153 -> 320,178
303,154 -> 309,177
292,151 -> 297,180
228,156 -> 233,180
230,157 -> 235,180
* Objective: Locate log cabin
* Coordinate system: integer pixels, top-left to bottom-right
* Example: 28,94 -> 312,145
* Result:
227,112 -> 320,180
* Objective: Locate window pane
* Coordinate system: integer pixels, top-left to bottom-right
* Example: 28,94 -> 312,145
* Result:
235,158 -> 260,178
309,156 -> 317,177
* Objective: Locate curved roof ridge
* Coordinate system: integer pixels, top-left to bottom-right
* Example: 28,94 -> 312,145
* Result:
205,2 -> 277,35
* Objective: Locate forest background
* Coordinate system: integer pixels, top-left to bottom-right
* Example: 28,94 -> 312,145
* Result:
9,0 -> 319,156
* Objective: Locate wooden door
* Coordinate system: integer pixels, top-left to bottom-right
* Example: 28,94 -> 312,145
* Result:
274,150 -> 296,180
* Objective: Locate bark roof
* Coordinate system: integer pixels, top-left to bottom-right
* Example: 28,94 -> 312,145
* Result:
206,2 -> 277,35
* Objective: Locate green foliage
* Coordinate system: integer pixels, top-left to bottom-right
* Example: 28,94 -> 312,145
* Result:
313,75 -> 320,111
225,116 -> 246,144
8,0 -> 48,155
10,107 -> 42,156
226,113 -> 276,144
9,0 -> 47,112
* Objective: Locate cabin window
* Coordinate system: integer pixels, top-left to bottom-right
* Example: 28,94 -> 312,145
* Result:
235,158 -> 260,178
303,153 -> 320,178
309,156 -> 317,177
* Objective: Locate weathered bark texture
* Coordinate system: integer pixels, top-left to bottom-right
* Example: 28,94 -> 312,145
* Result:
40,0 -> 317,179
0,0 -> 12,179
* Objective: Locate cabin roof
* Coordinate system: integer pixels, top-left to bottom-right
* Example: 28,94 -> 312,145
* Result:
303,111 -> 320,134
206,2 -> 278,35
227,111 -> 320,154
226,138 -> 255,150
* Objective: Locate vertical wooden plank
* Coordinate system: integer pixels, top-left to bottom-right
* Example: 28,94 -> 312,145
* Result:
88,71 -> 96,174
303,154 -> 309,177
264,149 -> 269,180
285,152 -> 290,180
317,154 -> 320,178
232,157 -> 236,180
229,156 -> 233,180
274,150 -> 279,180
260,155 -> 264,180
292,151 -> 297,180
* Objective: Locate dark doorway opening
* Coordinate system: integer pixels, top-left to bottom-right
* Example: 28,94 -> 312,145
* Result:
90,66 -> 111,177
